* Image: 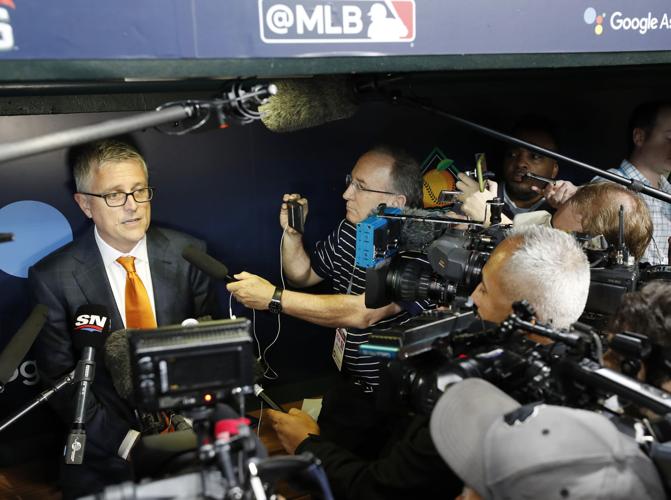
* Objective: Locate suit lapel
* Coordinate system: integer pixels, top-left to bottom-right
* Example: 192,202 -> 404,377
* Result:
146,227 -> 176,326
71,228 -> 125,332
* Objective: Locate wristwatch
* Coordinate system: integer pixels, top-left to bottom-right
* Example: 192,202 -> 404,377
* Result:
268,287 -> 283,314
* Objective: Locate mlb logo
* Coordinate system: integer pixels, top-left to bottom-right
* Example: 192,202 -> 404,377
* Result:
259,0 -> 416,44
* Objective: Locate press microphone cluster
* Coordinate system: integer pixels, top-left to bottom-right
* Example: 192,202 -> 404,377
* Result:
67,304 -> 111,465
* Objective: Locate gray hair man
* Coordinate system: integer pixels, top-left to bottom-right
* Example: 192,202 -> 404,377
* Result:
470,225 -> 590,328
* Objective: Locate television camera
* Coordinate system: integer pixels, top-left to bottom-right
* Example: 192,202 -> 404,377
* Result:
363,301 -> 671,490
357,204 -> 508,308
83,318 -> 333,500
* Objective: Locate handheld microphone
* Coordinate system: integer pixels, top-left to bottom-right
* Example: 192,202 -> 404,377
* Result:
253,384 -> 287,413
182,245 -> 237,283
0,233 -> 13,243
66,304 -> 111,465
0,304 -> 48,391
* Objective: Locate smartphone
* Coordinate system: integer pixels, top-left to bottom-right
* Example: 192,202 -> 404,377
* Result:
475,153 -> 488,192
287,200 -> 305,234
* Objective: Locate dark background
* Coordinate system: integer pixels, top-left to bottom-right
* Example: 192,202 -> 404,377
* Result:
0,65 -> 668,465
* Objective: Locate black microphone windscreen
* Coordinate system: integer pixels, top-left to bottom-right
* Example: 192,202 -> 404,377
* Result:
259,76 -> 358,133
72,304 -> 111,350
399,208 -> 447,251
104,328 -> 134,400
182,245 -> 230,281
0,304 -> 48,384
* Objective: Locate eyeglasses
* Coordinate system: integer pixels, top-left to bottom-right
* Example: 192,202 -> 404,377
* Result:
345,174 -> 398,195
79,187 -> 155,207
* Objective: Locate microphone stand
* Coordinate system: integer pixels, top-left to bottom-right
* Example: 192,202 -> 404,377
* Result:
396,95 -> 671,205
65,348 -> 96,464
0,369 -> 76,432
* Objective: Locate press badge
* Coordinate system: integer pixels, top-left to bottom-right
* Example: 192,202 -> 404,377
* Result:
332,328 -> 347,371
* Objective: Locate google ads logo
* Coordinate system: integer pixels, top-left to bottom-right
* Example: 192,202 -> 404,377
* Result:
584,7 -> 606,35
584,6 -> 671,36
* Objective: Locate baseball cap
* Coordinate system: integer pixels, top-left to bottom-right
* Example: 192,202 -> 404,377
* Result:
430,378 -> 665,499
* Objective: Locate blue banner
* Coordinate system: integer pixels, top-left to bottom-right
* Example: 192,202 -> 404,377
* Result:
1,0 -> 671,59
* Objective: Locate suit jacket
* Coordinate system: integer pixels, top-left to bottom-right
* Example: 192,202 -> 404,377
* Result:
28,225 -> 216,498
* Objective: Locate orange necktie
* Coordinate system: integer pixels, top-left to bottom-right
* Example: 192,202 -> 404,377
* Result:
116,256 -> 157,329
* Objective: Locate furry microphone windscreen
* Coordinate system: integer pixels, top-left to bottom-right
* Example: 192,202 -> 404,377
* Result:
104,329 -> 134,400
259,76 -> 359,133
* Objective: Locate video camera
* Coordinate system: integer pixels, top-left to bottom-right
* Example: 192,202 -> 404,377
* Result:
84,318 -> 334,500
365,300 -> 671,490
128,318 -> 255,412
358,204 -> 509,308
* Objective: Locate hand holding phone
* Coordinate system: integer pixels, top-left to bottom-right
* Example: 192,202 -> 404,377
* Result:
287,199 -> 305,234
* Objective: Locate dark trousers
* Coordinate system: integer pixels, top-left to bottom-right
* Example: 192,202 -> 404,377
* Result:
317,376 -> 393,460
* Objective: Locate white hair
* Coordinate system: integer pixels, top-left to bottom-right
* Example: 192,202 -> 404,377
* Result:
501,225 -> 590,328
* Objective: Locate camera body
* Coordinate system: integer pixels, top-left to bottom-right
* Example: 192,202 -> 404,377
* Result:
128,318 -> 255,412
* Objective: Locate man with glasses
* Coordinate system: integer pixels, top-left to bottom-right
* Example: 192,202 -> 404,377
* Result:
228,146 -> 429,456
28,140 -> 215,499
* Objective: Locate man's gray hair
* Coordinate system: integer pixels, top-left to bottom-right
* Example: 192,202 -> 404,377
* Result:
73,140 -> 148,192
502,225 -> 590,328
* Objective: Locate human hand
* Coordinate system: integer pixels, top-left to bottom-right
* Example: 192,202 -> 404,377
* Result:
280,193 -> 308,236
456,172 -> 481,199
461,180 -> 498,225
226,272 -> 276,310
532,180 -> 577,209
267,408 -> 320,454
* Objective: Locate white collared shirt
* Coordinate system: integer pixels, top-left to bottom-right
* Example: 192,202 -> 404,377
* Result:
94,226 -> 157,329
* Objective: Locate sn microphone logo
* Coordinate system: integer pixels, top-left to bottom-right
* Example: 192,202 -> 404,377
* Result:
259,0 -> 416,44
75,314 -> 108,333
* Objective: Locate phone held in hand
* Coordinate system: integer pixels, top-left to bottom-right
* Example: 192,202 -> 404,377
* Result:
287,200 -> 305,234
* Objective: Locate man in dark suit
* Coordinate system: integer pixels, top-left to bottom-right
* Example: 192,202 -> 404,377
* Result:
28,140 -> 216,499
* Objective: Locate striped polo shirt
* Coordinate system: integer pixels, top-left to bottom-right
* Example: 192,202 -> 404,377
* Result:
311,219 -> 432,390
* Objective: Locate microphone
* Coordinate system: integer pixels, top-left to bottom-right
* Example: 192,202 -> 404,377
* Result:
66,304 -> 111,465
398,208 -> 449,251
0,304 -> 48,391
104,328 -> 133,401
182,245 -> 236,283
253,384 -> 287,413
259,76 -> 359,133
0,233 -> 13,243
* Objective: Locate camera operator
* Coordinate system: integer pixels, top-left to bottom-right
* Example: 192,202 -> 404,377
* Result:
606,281 -> 671,393
227,146 -> 433,457
470,225 -> 590,328
459,178 -> 652,262
261,226 -> 590,499
430,378 -> 666,500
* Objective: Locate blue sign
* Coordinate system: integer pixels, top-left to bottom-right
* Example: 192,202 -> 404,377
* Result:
1,0 -> 670,60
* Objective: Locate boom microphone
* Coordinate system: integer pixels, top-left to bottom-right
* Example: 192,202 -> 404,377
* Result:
182,245 -> 236,282
67,304 -> 111,465
0,304 -> 48,390
259,76 -> 359,133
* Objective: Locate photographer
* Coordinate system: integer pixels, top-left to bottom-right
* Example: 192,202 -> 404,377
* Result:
470,225 -> 590,328
430,378 -> 665,500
